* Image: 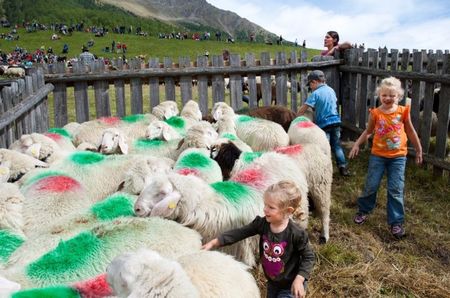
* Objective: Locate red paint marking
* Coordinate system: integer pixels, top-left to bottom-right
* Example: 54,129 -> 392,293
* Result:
74,273 -> 113,298
295,121 -> 316,128
99,117 -> 121,126
230,168 -> 267,190
275,144 -> 303,155
177,168 -> 201,176
44,133 -> 62,141
35,176 -> 80,193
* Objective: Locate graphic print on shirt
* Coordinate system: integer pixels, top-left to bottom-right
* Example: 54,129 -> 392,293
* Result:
261,235 -> 287,279
375,114 -> 402,150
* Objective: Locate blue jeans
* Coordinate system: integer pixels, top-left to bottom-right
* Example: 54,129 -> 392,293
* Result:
266,281 -> 308,298
357,155 -> 406,225
324,126 -> 347,168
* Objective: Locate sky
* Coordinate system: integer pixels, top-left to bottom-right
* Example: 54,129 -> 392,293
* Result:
206,0 -> 450,51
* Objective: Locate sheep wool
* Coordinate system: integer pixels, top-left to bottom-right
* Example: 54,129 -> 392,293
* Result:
0,230 -> 24,265
288,116 -> 331,156
174,148 -> 223,183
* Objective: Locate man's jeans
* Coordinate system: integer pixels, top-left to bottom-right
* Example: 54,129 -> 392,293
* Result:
357,155 -> 407,225
324,125 -> 347,168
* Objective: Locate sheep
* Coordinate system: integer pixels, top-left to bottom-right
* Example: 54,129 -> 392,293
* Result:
2,217 -> 203,288
174,148 -> 222,183
107,248 -> 260,298
174,120 -> 219,154
212,140 -> 332,243
99,127 -> 129,154
62,122 -> 81,138
134,172 -> 262,266
0,182 -> 25,235
214,114 -> 253,153
4,66 -> 25,77
45,128 -> 76,151
0,149 -> 48,183
9,133 -> 72,164
212,102 -> 289,151
145,120 -> 183,141
180,99 -> 203,123
151,100 -> 179,120
288,116 -> 331,156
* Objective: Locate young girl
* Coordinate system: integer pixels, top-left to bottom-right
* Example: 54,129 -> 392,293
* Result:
349,77 -> 423,238
202,180 -> 315,298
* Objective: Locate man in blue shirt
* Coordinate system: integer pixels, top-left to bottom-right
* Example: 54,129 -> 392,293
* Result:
297,70 -> 351,176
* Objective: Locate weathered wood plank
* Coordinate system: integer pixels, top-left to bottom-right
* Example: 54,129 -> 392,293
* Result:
434,54 -> 450,164
197,56 -> 209,115
275,52 -> 288,106
73,61 -> 90,122
420,54 -> 437,154
410,51 -> 424,131
179,56 -> 193,105
229,54 -> 243,110
53,62 -> 68,127
149,58 -> 160,110
164,58 -> 176,102
114,58 -> 126,117
289,51 -> 299,112
130,59 -> 143,114
245,53 -> 258,108
211,55 -> 225,104
358,51 -> 370,128
260,52 -> 272,106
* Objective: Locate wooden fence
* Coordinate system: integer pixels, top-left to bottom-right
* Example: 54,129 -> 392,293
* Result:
0,48 -> 449,173
0,69 -> 53,148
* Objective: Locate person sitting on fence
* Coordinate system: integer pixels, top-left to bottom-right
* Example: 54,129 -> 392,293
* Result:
297,70 -> 351,177
79,45 -> 95,65
321,31 -> 352,56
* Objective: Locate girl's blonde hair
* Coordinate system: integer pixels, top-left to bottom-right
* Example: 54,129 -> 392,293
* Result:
376,76 -> 405,99
265,180 -> 301,211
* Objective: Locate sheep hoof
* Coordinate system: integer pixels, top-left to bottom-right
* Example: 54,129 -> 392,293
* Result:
319,236 -> 328,244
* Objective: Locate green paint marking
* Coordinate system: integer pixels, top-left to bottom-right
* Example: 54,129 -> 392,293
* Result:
12,286 -> 80,298
237,115 -> 255,123
47,128 -> 71,139
292,116 -> 310,125
221,133 -> 237,141
0,230 -> 24,263
26,232 -> 102,282
176,152 -> 212,169
122,114 -> 145,123
242,151 -> 263,163
91,194 -> 135,220
21,170 -> 68,188
165,116 -> 186,130
210,181 -> 251,204
70,151 -> 105,165
134,138 -> 165,148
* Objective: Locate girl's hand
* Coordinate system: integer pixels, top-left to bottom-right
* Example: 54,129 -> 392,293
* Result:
415,150 -> 423,165
348,145 -> 359,159
201,238 -> 219,250
291,275 -> 306,298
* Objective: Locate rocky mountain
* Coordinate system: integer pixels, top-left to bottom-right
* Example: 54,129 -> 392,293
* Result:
99,0 -> 277,42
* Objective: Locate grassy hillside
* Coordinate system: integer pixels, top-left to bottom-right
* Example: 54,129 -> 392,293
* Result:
0,28 -> 320,61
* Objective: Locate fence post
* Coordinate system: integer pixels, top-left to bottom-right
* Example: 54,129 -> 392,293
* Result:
260,52 -> 272,107
410,51 -> 424,131
93,59 -> 111,118
114,58 -> 126,117
53,62 -> 68,127
197,55 -> 209,115
289,51 -> 299,112
229,54 -> 243,110
211,55 -> 225,104
179,56 -> 193,105
149,58 -> 160,110
275,52 -> 288,106
245,53 -> 258,108
164,57 -> 176,102
420,54 -> 437,154
130,59 -> 143,114
73,61 -> 90,122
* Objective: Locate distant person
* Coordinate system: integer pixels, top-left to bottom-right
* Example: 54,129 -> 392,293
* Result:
79,45 -> 95,65
349,77 -> 422,239
202,180 -> 315,298
62,43 -> 69,54
321,31 -> 352,56
222,49 -> 230,62
297,70 -> 351,176
302,39 -> 306,48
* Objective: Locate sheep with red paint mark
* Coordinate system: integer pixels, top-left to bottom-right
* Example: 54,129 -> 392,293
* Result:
134,172 -> 263,266
212,102 -> 289,151
288,116 -> 331,156
174,148 -> 222,183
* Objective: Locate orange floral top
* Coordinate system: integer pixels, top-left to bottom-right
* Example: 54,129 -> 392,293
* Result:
371,105 -> 409,158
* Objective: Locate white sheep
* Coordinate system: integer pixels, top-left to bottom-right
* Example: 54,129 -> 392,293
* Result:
0,182 -> 25,234
288,116 -> 331,156
99,128 -> 129,154
4,67 -> 25,77
2,217 -> 203,288
107,248 -> 260,298
214,113 -> 253,153
0,149 -> 48,182
180,100 -> 203,123
174,148 -> 222,183
176,121 -> 219,153
151,100 -> 179,120
212,102 -> 289,151
145,120 -> 183,141
62,122 -> 81,138
134,172 -> 262,266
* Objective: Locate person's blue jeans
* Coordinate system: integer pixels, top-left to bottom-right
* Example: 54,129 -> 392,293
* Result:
324,126 -> 347,168
266,281 -> 308,298
357,154 -> 406,225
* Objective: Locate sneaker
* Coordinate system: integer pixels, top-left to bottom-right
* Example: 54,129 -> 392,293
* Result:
353,213 -> 368,225
339,166 -> 352,177
391,224 -> 405,239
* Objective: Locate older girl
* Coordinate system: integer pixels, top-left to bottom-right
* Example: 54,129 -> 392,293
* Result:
321,30 -> 352,56
349,77 -> 422,238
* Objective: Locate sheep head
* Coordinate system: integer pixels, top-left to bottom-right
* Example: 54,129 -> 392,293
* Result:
100,128 -> 128,154
134,175 -> 182,218
183,121 -> 218,149
9,134 -> 56,161
152,101 -> 179,120
181,100 -> 202,121
212,102 -> 235,121
145,121 -> 179,141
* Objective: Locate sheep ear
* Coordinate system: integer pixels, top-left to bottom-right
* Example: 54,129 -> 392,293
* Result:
150,190 -> 181,217
213,108 -> 222,121
161,125 -> 172,141
26,143 -> 41,159
117,181 -> 125,191
118,135 -> 129,154
176,138 -> 185,150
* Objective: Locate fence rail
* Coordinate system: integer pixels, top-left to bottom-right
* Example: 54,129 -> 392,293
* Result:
0,48 -> 449,174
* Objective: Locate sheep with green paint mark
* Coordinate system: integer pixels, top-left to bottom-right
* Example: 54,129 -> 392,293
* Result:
2,217 -> 202,288
288,116 -> 331,156
151,100 -> 179,120
174,148 -> 222,183
214,113 -> 253,153
107,248 -> 260,298
212,102 -> 289,151
134,172 -> 263,266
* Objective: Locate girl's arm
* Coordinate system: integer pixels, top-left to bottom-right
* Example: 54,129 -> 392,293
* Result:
349,114 -> 375,158
404,116 -> 423,164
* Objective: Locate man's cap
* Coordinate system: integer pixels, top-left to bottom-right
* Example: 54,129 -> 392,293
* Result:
307,70 -> 325,84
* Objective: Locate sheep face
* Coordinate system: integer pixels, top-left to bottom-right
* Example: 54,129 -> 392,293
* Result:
145,121 -> 171,140
100,129 -> 128,154
212,102 -> 234,121
134,176 -> 181,218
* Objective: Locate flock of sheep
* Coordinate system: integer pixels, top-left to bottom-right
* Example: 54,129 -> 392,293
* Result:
0,100 -> 333,297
